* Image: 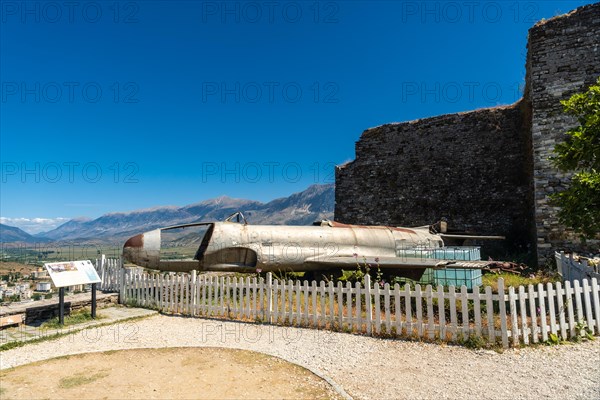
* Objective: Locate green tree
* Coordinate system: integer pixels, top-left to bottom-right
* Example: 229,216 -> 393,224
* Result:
551,77 -> 600,239
8,294 -> 20,302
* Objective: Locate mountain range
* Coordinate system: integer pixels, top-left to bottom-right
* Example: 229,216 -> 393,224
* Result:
0,184 -> 334,243
0,223 -> 50,243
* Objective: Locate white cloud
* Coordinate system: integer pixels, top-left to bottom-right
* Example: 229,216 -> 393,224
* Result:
0,217 -> 70,234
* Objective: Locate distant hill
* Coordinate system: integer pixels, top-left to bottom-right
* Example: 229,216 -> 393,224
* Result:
244,183 -> 335,225
36,184 -> 334,242
0,223 -> 50,243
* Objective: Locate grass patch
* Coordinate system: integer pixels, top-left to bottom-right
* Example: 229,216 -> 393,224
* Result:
41,309 -> 105,329
462,334 -> 490,350
58,371 -> 109,389
482,271 -> 560,291
0,331 -> 68,352
0,387 -> 6,396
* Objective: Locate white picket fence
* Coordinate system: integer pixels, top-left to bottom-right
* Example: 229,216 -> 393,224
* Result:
113,265 -> 600,348
94,255 -> 123,292
555,251 -> 600,283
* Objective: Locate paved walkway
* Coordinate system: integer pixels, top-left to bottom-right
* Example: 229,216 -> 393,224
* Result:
0,306 -> 157,346
1,312 -> 598,399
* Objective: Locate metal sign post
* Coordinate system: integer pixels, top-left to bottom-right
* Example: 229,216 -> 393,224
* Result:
91,283 -> 97,318
44,260 -> 102,325
58,287 -> 65,325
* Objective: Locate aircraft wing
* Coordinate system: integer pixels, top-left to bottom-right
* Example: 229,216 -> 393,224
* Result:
304,255 -> 495,270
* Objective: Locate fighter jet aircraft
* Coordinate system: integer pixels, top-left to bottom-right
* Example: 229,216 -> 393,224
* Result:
122,212 -> 504,280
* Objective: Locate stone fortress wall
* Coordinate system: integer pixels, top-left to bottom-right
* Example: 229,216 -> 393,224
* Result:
335,3 -> 600,265
526,4 -> 600,264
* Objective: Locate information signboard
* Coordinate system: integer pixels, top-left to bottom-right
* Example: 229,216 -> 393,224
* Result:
44,260 -> 101,288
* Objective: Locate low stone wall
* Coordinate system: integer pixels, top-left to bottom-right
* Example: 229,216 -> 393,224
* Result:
0,292 -> 119,324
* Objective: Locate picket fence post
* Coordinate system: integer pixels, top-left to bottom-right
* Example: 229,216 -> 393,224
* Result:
356,281 -> 362,332
460,285 -> 469,337
266,272 -> 273,323
437,284 -> 446,340
373,281 -> 381,334
364,274 -> 372,335
191,270 -> 197,315
119,267 -> 126,304
426,285 -> 434,340
449,285 -> 457,340
99,254 -> 106,291
473,285 -> 482,338
582,279 -> 594,332
592,278 -> 600,335
498,278 -> 509,348
518,285 -> 529,344
508,286 -> 519,346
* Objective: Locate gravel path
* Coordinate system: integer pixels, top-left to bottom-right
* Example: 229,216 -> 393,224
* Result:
1,314 -> 599,399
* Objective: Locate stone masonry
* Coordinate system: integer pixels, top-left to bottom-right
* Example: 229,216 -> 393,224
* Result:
335,3 -> 600,266
335,102 -> 534,260
527,4 -> 600,265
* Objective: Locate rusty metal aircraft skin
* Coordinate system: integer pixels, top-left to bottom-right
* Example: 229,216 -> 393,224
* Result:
122,213 -> 502,274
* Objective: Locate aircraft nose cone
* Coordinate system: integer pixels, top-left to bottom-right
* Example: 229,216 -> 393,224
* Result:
122,229 -> 161,268
123,233 -> 144,265
124,233 -> 144,249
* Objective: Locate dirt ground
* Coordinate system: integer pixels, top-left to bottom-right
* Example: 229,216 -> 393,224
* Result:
0,262 -> 38,274
0,347 -> 343,400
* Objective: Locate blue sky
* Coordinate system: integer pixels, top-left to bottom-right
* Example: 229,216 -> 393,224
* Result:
0,0 -> 596,233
